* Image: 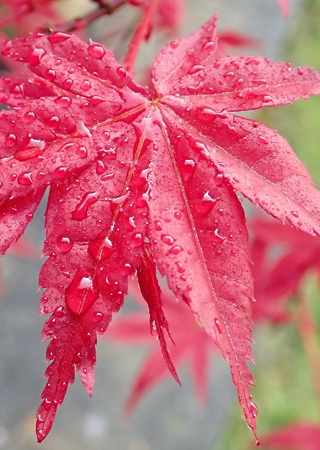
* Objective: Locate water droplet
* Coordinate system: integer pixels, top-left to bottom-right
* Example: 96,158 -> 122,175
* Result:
161,234 -> 175,245
291,211 -> 299,218
56,235 -> 73,253
257,135 -> 268,145
116,67 -> 126,79
174,212 -> 182,220
196,107 -> 216,122
45,69 -> 56,82
181,159 -> 196,181
62,78 -> 73,89
28,47 -> 46,65
75,145 -> 88,159
80,79 -> 92,91
24,111 -> 36,123
154,220 -> 163,230
224,71 -> 235,80
121,262 -> 133,275
26,212 -> 33,221
88,43 -> 106,59
6,133 -> 17,146
48,32 -> 70,43
66,269 -> 99,315
54,96 -> 72,107
130,232 -> 143,248
194,191 -> 217,216
212,228 -> 225,244
54,166 -> 69,179
214,172 -> 224,186
76,120 -> 92,137
54,306 -> 64,318
93,312 -> 104,323
168,245 -> 183,255
214,318 -> 222,334
44,116 -> 60,129
71,192 -> 99,221
18,171 -> 33,186
175,262 -> 185,273
249,401 -> 258,418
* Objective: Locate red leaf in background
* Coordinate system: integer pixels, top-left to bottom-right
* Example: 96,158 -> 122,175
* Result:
261,423 -> 320,449
0,0 -> 59,34
278,0 -> 291,17
2,15 -> 320,441
250,217 -> 320,324
107,279 -> 215,412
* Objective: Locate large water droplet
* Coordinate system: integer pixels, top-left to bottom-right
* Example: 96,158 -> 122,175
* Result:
48,32 -> 70,43
71,192 -> 99,221
44,116 -> 60,129
66,269 -> 98,315
54,96 -> 72,107
28,47 -> 46,65
161,234 -> 175,245
56,235 -> 73,253
6,133 -> 17,146
18,171 -> 33,186
80,79 -> 92,91
130,232 -> 143,248
88,43 -> 106,59
212,228 -> 225,244
181,159 -> 196,181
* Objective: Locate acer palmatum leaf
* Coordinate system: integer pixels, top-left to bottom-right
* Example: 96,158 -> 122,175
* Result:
260,423 -> 320,450
1,15 -> 320,441
137,244 -> 180,385
107,280 -> 215,411
250,217 -> 320,320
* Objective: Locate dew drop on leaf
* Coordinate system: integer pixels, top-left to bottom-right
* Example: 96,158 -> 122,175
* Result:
18,171 -> 33,186
45,69 -> 56,81
28,48 -> 46,65
249,401 -> 258,418
44,116 -> 60,129
213,172 -> 224,186
161,234 -> 175,245
5,133 -> 17,146
87,43 -> 106,60
212,228 -> 225,244
23,111 -> 36,123
80,79 -> 92,91
257,135 -> 268,145
48,32 -> 70,44
130,232 -> 143,248
56,235 -> 73,253
154,220 -> 163,230
65,269 -> 98,315
53,306 -> 64,318
92,312 -> 104,323
71,192 -> 99,221
54,96 -> 72,107
116,67 -> 126,79
168,245 -> 183,255
181,159 -> 196,181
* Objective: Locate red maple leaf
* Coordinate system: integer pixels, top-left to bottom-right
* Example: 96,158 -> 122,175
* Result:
250,217 -> 320,324
278,0 -> 291,17
260,423 -> 320,450
107,269 -> 215,411
1,15 -> 320,442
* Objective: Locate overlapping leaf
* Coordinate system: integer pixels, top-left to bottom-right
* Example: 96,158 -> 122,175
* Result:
107,279 -> 215,411
1,14 -> 320,441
